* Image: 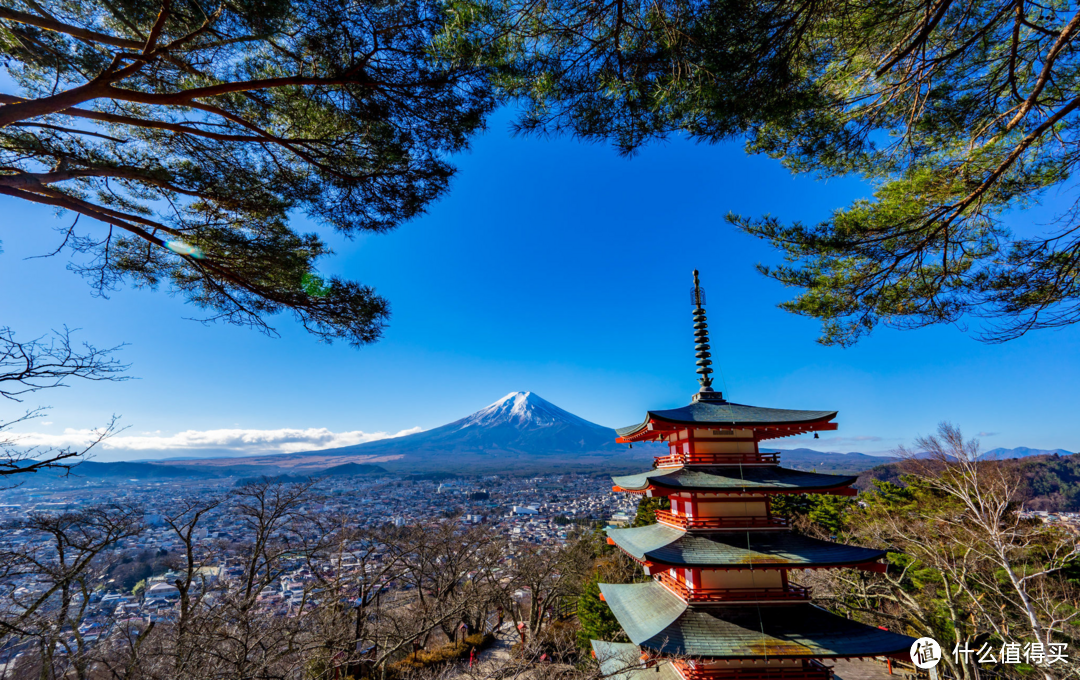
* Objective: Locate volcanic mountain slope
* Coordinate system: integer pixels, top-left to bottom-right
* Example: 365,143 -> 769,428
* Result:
164,392 -> 660,473
308,391 -> 660,472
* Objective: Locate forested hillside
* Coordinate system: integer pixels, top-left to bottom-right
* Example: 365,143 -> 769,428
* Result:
856,454 -> 1080,511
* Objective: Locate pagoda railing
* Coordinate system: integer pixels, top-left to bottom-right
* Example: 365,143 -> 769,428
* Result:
656,511 -> 790,531
672,660 -> 832,680
655,572 -> 811,603
654,452 -> 780,467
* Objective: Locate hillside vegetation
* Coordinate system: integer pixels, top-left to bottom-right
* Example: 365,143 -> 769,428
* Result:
857,453 -> 1080,511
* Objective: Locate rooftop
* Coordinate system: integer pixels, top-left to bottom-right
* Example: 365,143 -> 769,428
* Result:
616,401 -> 837,440
606,523 -> 885,568
612,466 -> 856,495
599,581 -> 915,659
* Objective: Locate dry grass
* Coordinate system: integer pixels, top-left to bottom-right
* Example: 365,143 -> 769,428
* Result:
392,633 -> 496,672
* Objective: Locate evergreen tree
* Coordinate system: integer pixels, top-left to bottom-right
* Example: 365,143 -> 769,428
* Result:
631,496 -> 669,527
443,0 -> 1080,344
771,493 -> 855,537
575,572 -> 626,648
438,0 -> 819,155
1,0 -> 492,344
575,549 -> 640,649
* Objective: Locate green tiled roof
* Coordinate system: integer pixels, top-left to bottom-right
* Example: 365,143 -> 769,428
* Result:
607,523 -> 885,567
616,401 -> 836,437
599,581 -> 915,658
590,641 -> 683,680
612,466 -> 856,493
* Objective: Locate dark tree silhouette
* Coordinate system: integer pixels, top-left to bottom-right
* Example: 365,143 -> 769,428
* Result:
0,326 -> 126,479
1,0 -> 493,344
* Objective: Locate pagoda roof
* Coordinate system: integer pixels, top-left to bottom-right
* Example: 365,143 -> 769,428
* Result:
607,523 -> 885,568
599,581 -> 915,659
616,400 -> 836,439
612,466 -> 857,495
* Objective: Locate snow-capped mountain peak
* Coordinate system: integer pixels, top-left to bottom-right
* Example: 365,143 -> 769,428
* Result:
454,391 -> 600,431
281,389 -> 663,469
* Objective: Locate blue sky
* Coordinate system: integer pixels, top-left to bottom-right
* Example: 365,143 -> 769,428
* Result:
3,108 -> 1079,461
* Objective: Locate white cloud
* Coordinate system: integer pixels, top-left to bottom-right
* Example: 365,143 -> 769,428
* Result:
8,426 -> 424,455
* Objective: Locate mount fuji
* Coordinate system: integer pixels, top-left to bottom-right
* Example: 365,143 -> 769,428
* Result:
161,392 -> 660,473
408,391 -> 621,450
304,391 -> 658,472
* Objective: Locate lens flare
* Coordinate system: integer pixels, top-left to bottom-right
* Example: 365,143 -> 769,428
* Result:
164,240 -> 205,259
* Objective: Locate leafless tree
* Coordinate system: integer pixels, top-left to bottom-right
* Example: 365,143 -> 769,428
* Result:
0,483 -> 611,680
0,327 -> 128,403
0,326 -> 127,482
0,504 -> 144,680
504,534 -> 595,641
815,423 -> 1080,680
386,522 -> 506,644
900,425 -> 1080,679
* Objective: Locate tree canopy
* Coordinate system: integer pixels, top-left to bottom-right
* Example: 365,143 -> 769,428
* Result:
438,0 -> 822,154
630,495 -> 669,526
444,0 -> 1080,344
9,0 -> 1080,347
1,0 -> 492,345
730,0 -> 1080,345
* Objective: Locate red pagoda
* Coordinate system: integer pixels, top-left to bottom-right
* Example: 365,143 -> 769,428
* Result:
591,271 -> 914,680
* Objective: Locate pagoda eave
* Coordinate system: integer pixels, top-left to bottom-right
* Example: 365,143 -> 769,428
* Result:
617,421 -> 838,444
612,467 -> 859,496
595,641 -> 912,672
606,524 -> 888,570
610,548 -> 886,575
593,642 -> 910,680
755,422 -> 839,441
613,484 -> 857,498
598,582 -> 915,660
616,424 -> 677,444
621,553 -> 887,574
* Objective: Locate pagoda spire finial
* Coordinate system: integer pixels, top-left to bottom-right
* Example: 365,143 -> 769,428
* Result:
691,270 -> 721,401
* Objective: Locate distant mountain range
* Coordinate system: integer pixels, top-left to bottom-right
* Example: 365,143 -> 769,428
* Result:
764,448 -> 899,473
16,392 -> 1073,482
24,459 -> 286,481
979,447 -> 1075,460
774,446 -> 1078,473
16,460 -> 390,486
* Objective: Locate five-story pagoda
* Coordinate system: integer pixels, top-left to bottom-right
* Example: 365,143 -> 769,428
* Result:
591,272 -> 915,680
